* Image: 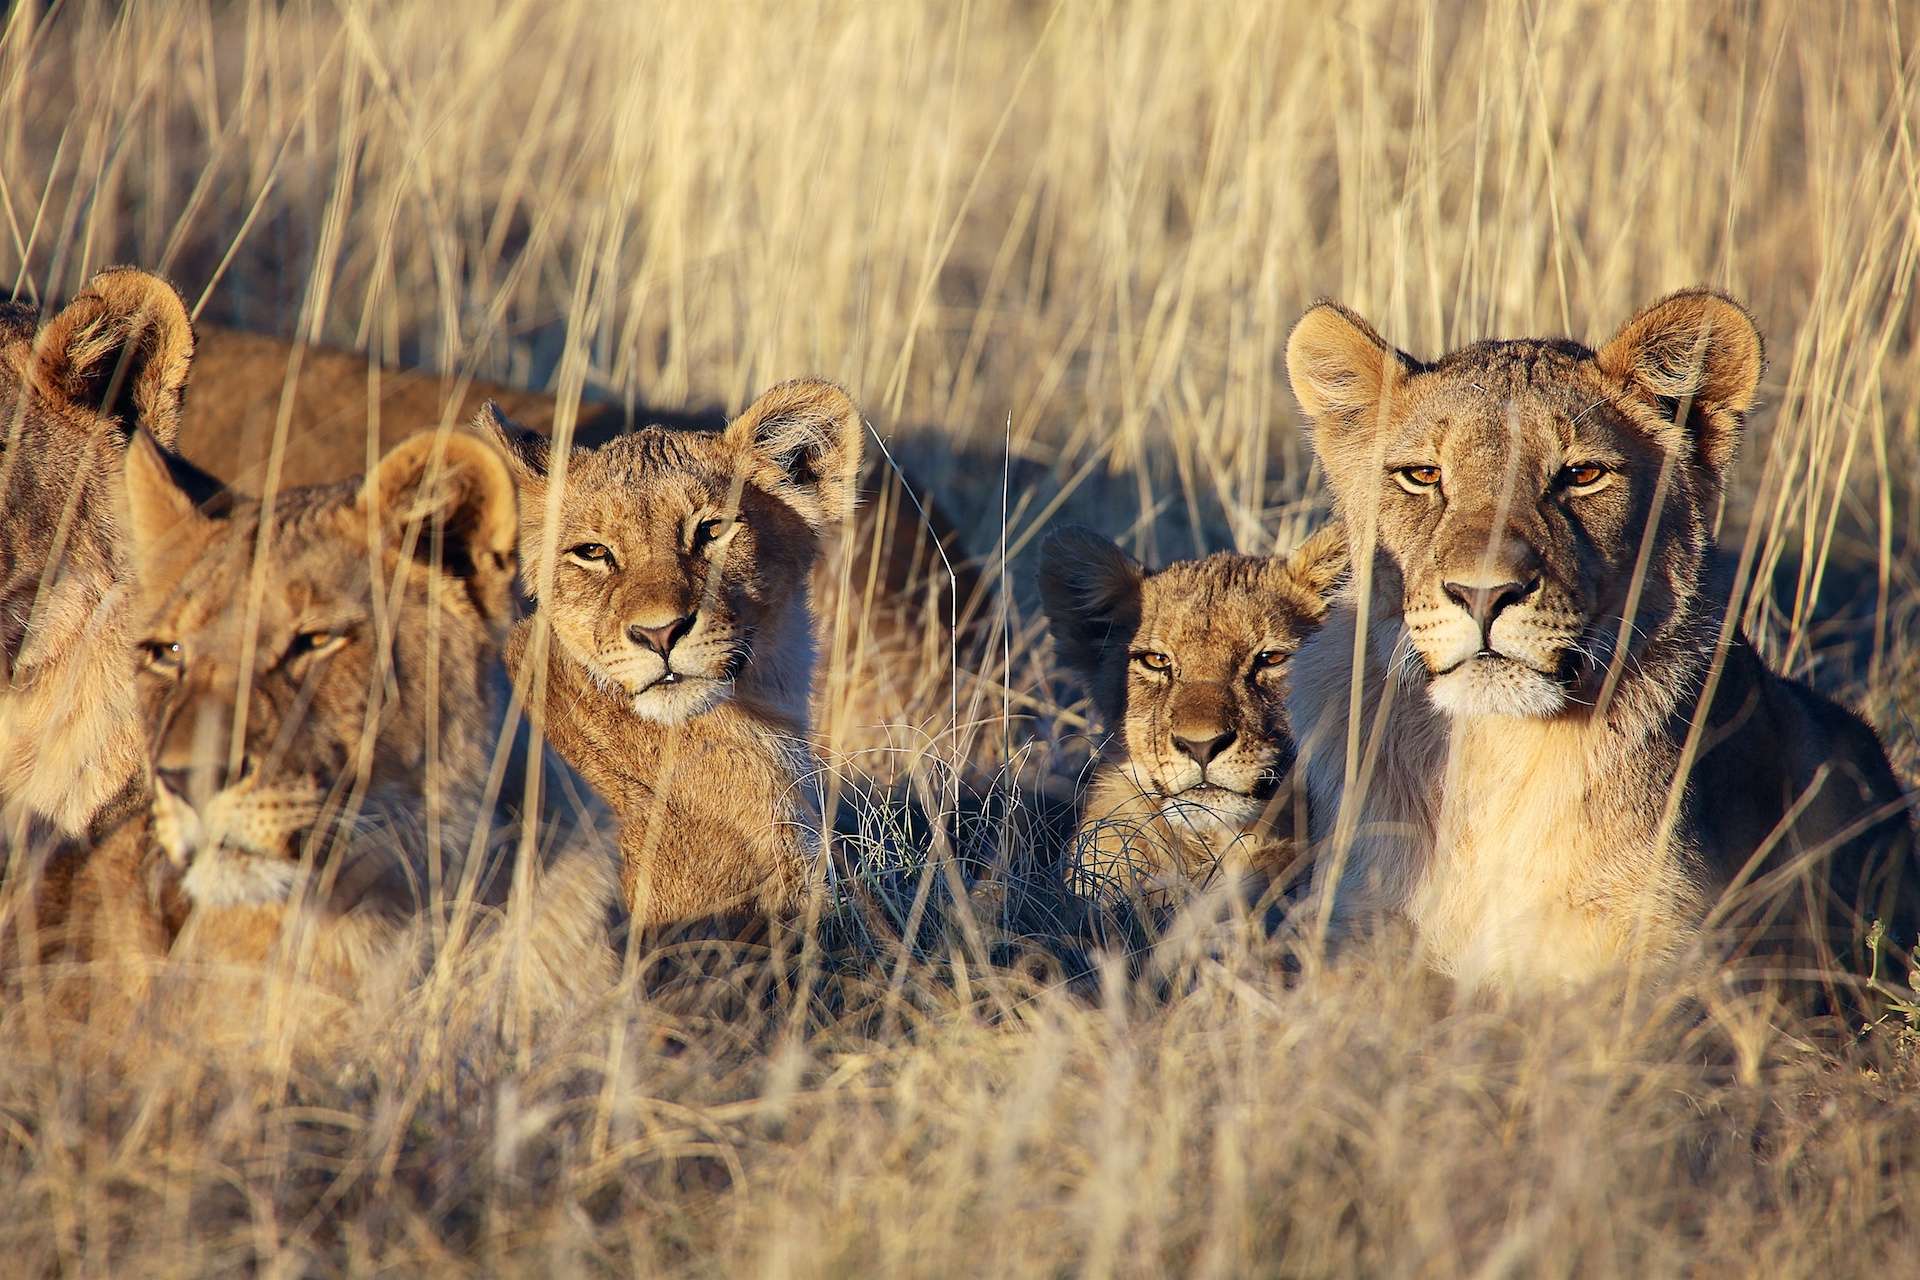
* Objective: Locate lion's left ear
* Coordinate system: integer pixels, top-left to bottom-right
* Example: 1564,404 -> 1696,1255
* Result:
724,379 -> 865,527
1596,289 -> 1762,480
358,431 -> 520,626
31,267 -> 195,447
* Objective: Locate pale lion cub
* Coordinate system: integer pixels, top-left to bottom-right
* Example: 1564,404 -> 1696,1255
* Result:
1284,289 -> 1917,1004
483,380 -> 863,928
1039,527 -> 1346,905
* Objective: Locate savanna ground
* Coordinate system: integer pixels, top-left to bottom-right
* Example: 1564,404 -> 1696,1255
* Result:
5,0 -> 1920,1274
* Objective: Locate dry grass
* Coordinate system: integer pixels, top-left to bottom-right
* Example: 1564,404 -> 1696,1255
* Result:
4,0 -> 1920,1274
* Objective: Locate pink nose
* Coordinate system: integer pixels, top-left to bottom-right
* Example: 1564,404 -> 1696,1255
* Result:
1442,578 -> 1538,639
626,613 -> 695,656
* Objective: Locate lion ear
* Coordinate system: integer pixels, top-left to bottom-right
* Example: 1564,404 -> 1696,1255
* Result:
32,268 -> 194,448
359,431 -> 520,627
724,379 -> 865,526
1037,526 -> 1146,685
1596,289 -> 1762,480
120,428 -> 217,592
1280,522 -> 1350,613
471,401 -> 549,499
1285,302 -> 1419,424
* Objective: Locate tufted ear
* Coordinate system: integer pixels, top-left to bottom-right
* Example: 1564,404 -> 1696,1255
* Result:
1286,301 -> 1419,423
1037,526 -> 1147,687
31,268 -> 195,448
1596,289 -> 1762,481
358,431 -> 520,627
724,378 -> 865,527
1280,522 -> 1350,615
120,428 -> 219,595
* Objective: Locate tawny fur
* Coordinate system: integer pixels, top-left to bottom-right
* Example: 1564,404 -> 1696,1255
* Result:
1039,526 -> 1347,906
482,380 -> 867,928
0,269 -> 203,838
1284,291 -> 1918,1004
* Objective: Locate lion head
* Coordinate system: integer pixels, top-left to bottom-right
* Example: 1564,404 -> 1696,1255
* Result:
1039,527 -> 1347,844
1,268 -> 207,835
116,427 -> 518,909
480,379 -> 864,726
1285,290 -> 1762,720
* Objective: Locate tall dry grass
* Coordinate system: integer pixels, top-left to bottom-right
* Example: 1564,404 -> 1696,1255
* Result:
3,0 -> 1919,1273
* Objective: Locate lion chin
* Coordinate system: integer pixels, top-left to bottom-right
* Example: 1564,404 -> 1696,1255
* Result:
627,673 -> 733,725
1426,655 -> 1568,719
178,849 -> 302,908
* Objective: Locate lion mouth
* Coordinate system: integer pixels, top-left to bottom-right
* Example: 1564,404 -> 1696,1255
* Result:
1433,650 -> 1557,679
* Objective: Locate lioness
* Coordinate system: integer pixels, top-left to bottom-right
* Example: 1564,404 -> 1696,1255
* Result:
1,268 -> 212,838
482,380 -> 864,927
1040,527 -> 1347,905
1284,289 -> 1917,1004
34,426 -> 616,1021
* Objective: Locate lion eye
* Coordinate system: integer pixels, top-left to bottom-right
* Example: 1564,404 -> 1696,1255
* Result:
1134,651 -> 1172,673
1395,465 -> 1442,492
1560,462 -> 1610,491
567,542 -> 613,566
141,639 -> 183,671
1253,650 -> 1289,670
691,517 -> 735,553
285,629 -> 346,662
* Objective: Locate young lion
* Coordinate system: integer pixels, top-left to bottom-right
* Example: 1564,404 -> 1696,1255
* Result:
0,268 -> 213,839
482,380 -> 864,928
33,427 -> 616,1025
1284,289 -> 1917,1004
1039,527 -> 1346,905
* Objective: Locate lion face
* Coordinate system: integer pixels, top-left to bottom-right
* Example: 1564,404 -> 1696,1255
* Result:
1286,291 -> 1762,720
117,429 -> 517,907
482,379 -> 864,726
1040,528 -> 1346,836
0,270 -> 205,832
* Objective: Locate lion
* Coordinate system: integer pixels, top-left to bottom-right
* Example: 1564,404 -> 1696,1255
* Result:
1283,289 -> 1918,1007
27,426 -> 617,1029
0,268 -> 214,839
481,380 -> 866,928
1039,527 -> 1347,907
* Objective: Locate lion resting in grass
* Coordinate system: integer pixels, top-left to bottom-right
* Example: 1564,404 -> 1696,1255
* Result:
1284,289 -> 1917,1007
0,268 -> 218,839
482,380 -> 866,928
1039,527 -> 1346,907
24,427 -> 617,1031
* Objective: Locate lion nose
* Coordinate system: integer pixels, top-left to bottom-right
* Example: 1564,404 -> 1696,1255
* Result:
1442,578 -> 1538,638
626,613 -> 696,657
1172,729 -> 1236,768
154,755 -> 250,804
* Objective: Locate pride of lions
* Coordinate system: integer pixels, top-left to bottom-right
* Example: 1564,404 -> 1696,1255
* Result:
1,268 -> 1914,1037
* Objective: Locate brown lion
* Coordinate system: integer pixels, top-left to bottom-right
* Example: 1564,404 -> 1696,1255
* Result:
482,380 -> 866,928
1039,526 -> 1346,906
28,427 -> 616,1027
0,268 -> 210,839
1284,289 -> 1917,1007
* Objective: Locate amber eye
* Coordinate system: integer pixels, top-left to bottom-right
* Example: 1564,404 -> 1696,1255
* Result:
567,542 -> 613,565
285,629 -> 345,662
1395,465 -> 1442,492
691,516 -> 734,553
1560,462 -> 1609,491
141,639 -> 183,671
1253,650 -> 1289,670
1134,651 -> 1172,673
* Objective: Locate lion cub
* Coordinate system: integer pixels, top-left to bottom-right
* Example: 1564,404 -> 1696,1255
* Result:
482,380 -> 865,928
1039,527 -> 1346,905
1284,289 -> 1917,1005
34,427 -> 616,1024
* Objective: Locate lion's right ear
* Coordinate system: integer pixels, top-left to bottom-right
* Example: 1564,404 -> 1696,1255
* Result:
471,401 -> 549,501
1037,526 -> 1146,684
120,429 -> 217,590
1285,302 -> 1418,434
32,268 -> 194,448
